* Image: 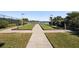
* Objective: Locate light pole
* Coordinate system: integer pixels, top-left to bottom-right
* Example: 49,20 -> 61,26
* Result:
21,13 -> 24,25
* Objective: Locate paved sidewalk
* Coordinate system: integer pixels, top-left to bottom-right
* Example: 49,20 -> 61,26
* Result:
44,30 -> 72,33
26,24 -> 52,48
0,27 -> 32,33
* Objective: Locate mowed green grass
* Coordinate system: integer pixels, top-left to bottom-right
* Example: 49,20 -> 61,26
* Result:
46,33 -> 79,48
17,24 -> 34,30
0,33 -> 31,48
40,24 -> 53,30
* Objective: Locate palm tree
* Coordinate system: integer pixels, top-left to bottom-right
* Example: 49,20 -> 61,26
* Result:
49,15 -> 53,25
53,16 -> 64,26
22,18 -> 29,25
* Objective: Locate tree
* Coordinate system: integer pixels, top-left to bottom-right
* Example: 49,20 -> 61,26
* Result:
16,20 -> 22,26
22,18 -> 29,25
65,12 -> 79,30
0,20 -> 9,28
49,16 -> 53,25
53,16 -> 64,27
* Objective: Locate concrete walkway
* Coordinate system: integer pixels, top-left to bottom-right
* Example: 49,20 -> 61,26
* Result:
44,30 -> 72,33
0,24 -> 72,48
26,24 -> 52,48
0,27 -> 32,33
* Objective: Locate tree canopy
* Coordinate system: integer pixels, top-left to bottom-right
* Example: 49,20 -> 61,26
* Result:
65,12 -> 79,29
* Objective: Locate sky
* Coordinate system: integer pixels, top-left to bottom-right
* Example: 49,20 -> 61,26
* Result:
0,11 -> 71,21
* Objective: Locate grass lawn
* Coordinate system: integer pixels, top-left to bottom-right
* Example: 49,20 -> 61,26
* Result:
46,33 -> 79,48
40,24 -> 62,30
0,33 -> 31,48
40,24 -> 53,30
17,24 -> 34,30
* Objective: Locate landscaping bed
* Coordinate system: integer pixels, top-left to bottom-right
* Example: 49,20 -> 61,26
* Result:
0,33 -> 31,48
45,32 -> 79,48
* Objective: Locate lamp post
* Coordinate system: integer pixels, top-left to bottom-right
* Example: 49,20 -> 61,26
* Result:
21,13 -> 24,25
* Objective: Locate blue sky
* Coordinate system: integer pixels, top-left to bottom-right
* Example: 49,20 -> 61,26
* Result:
0,11 -> 71,21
